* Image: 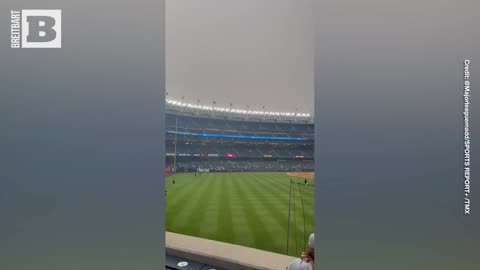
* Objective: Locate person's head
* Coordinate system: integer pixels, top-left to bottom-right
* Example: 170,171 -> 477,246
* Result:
288,233 -> 315,270
304,233 -> 315,261
303,246 -> 314,262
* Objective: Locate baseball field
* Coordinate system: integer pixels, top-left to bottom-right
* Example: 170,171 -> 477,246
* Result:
165,172 -> 314,257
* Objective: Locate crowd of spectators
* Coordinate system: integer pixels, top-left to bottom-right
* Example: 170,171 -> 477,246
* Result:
168,159 -> 314,173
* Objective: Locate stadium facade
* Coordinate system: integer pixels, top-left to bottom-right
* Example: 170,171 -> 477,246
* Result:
165,99 -> 314,174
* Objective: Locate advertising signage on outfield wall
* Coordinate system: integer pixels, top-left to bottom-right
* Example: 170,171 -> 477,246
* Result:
166,153 -> 205,157
207,154 -> 219,157
264,155 -> 273,158
296,155 -> 304,159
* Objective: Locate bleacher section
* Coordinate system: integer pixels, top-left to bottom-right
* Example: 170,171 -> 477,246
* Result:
166,114 -> 314,139
166,141 -> 313,159
167,159 -> 314,173
166,112 -> 314,172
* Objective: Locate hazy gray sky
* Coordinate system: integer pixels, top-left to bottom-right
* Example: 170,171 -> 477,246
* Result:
166,0 -> 313,113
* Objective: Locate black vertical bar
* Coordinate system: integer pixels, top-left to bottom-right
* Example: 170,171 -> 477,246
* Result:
298,183 -> 306,248
286,179 -> 292,254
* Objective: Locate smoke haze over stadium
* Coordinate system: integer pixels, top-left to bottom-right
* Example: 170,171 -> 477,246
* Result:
166,0 -> 314,114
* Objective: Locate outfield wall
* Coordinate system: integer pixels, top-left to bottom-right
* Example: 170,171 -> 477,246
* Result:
173,168 -> 315,173
166,232 -> 298,270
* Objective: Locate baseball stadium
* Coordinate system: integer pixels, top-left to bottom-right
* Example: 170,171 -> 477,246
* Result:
165,98 -> 314,269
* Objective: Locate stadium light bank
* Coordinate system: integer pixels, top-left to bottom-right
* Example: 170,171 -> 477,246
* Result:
166,99 -> 311,119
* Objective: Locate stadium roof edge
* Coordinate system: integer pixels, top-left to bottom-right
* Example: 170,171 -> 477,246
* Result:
166,105 -> 314,124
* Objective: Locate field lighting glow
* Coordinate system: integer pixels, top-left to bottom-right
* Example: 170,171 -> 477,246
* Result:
166,98 -> 311,118
167,130 -> 307,141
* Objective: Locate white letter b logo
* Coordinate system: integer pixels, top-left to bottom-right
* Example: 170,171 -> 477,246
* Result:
22,10 -> 61,48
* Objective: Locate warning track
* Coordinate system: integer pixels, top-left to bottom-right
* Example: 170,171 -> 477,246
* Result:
287,172 -> 314,179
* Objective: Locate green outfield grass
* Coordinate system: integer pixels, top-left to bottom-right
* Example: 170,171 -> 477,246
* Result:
166,172 -> 314,257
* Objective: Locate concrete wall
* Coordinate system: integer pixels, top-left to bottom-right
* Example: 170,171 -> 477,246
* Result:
166,232 -> 297,270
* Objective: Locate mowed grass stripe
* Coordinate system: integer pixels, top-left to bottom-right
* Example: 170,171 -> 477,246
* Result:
263,174 -> 291,193
245,173 -> 314,256
166,175 -> 204,230
257,174 -> 314,255
216,174 -> 234,243
165,174 -> 202,216
243,174 -> 290,253
249,174 -> 291,220
260,173 -> 314,256
290,182 -> 303,253
249,173 -> 311,254
228,175 -> 257,247
253,174 -> 291,201
185,174 -> 220,237
231,174 -> 276,251
167,175 -> 214,232
165,172 -> 314,256
166,176 -> 202,227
